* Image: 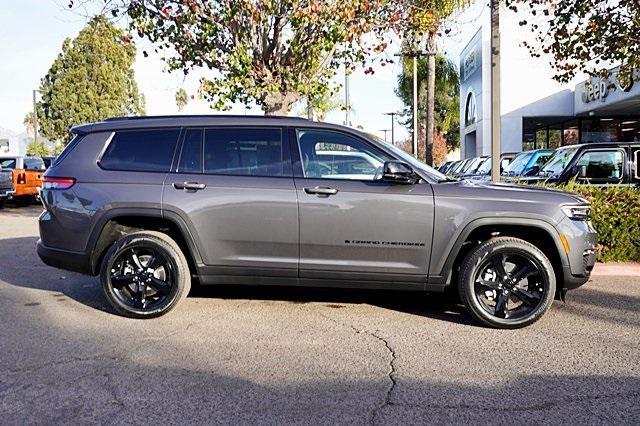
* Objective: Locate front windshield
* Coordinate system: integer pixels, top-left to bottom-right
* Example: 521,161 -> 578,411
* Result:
503,152 -> 533,175
372,136 -> 448,181
541,147 -> 579,176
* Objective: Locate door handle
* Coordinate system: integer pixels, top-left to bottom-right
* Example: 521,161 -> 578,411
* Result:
304,186 -> 338,196
173,182 -> 206,191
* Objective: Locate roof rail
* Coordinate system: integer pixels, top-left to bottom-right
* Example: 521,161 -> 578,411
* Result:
104,114 -> 308,121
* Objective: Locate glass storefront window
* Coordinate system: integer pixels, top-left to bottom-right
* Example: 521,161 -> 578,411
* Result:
581,118 -> 622,143
535,129 -> 547,149
548,129 -> 561,149
620,119 -> 640,142
563,120 -> 580,146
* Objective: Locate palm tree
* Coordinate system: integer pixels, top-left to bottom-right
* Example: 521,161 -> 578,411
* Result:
396,53 -> 460,161
175,88 -> 189,112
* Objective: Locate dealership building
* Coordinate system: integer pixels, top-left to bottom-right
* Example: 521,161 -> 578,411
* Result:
456,2 -> 640,159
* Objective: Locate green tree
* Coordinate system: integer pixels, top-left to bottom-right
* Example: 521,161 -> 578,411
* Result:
26,139 -> 49,157
392,0 -> 469,165
175,88 -> 189,111
512,1 -> 640,84
23,112 -> 36,138
103,0 -> 391,115
37,16 -> 145,144
396,53 -> 460,160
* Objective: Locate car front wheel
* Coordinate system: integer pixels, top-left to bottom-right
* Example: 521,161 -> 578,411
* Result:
100,231 -> 191,319
458,237 -> 556,329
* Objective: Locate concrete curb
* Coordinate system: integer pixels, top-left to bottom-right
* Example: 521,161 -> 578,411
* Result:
591,262 -> 640,277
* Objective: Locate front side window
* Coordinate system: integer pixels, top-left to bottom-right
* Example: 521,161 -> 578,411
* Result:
100,129 -> 180,172
296,129 -> 390,180
575,150 -> 624,181
204,128 -> 283,177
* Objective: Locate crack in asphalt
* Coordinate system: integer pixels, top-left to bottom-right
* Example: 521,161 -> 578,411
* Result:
313,310 -> 398,425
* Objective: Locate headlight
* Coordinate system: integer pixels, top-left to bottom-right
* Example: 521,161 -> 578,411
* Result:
561,204 -> 591,221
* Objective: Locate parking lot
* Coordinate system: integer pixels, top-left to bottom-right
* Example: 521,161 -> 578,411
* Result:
0,204 -> 638,424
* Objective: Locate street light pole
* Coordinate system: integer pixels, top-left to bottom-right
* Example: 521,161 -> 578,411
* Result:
383,112 -> 399,145
490,0 -> 501,182
344,67 -> 351,126
33,89 -> 39,143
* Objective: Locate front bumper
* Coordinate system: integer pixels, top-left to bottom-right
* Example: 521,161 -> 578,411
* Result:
36,239 -> 92,275
557,217 -> 598,290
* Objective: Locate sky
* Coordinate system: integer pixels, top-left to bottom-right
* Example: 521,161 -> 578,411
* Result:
0,0 -> 480,142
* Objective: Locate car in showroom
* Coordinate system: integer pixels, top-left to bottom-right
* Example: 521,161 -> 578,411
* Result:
37,116 -> 598,328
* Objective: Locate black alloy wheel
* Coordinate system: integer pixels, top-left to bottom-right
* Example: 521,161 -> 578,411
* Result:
100,231 -> 191,318
459,237 -> 556,329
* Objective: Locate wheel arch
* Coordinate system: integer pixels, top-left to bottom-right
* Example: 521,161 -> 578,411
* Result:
88,208 -> 203,276
432,218 -> 569,291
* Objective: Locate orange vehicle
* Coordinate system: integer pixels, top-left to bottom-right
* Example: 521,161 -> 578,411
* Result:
0,156 -> 46,204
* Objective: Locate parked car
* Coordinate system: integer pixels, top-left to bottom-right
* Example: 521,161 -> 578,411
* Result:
38,115 -> 597,328
502,149 -> 555,179
0,166 -> 15,206
447,158 -> 471,176
0,156 -> 46,204
437,160 -> 456,175
462,153 -> 517,181
523,143 -> 640,186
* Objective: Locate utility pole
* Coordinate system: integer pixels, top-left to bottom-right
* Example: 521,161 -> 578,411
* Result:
490,0 -> 501,182
379,129 -> 390,142
412,56 -> 418,157
383,112 -> 399,145
344,67 -> 351,126
33,89 -> 39,144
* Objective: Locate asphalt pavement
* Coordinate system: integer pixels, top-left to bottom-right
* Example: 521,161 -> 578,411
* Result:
1,204 -> 639,425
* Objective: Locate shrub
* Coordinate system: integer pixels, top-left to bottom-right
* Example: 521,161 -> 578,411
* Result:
560,182 -> 640,262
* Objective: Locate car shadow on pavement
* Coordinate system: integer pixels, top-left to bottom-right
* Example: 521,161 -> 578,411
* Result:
0,235 -> 472,325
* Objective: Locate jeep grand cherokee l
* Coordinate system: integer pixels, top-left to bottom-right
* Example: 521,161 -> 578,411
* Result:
37,116 -> 598,328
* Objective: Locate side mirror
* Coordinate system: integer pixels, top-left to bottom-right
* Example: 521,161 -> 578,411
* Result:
382,161 -> 418,184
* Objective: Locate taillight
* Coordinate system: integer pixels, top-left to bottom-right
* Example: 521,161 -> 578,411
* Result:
17,172 -> 26,185
42,176 -> 76,190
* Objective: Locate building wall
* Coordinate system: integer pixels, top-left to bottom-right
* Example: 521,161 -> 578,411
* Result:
455,0 -> 581,156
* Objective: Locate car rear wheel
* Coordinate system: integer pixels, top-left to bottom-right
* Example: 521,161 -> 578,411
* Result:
458,237 -> 556,329
100,231 -> 191,319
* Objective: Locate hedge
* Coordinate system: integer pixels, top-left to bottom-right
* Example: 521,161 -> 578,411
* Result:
559,182 -> 640,263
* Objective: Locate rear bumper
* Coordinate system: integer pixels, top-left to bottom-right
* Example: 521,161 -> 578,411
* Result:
0,188 -> 15,198
36,240 -> 92,275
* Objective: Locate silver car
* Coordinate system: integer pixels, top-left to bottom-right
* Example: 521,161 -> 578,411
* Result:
37,116 -> 597,328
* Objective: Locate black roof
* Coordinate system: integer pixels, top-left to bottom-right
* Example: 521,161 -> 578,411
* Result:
71,114 -> 348,134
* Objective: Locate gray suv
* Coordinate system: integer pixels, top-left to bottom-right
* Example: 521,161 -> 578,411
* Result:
37,116 -> 597,328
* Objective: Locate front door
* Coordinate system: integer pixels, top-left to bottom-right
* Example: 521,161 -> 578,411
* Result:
292,128 -> 434,283
162,126 -> 298,278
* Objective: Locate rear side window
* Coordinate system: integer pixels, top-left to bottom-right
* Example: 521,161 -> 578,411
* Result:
203,128 -> 283,177
178,129 -> 203,173
24,158 -> 45,170
100,129 -> 180,172
0,159 -> 16,169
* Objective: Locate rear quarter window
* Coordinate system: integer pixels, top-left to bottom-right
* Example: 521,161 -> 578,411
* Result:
100,129 -> 181,172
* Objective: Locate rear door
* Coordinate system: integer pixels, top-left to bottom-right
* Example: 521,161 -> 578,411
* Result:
162,126 -> 298,279
292,127 -> 434,285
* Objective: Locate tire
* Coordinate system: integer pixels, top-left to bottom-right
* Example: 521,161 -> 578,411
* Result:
100,231 -> 191,319
458,237 -> 556,329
